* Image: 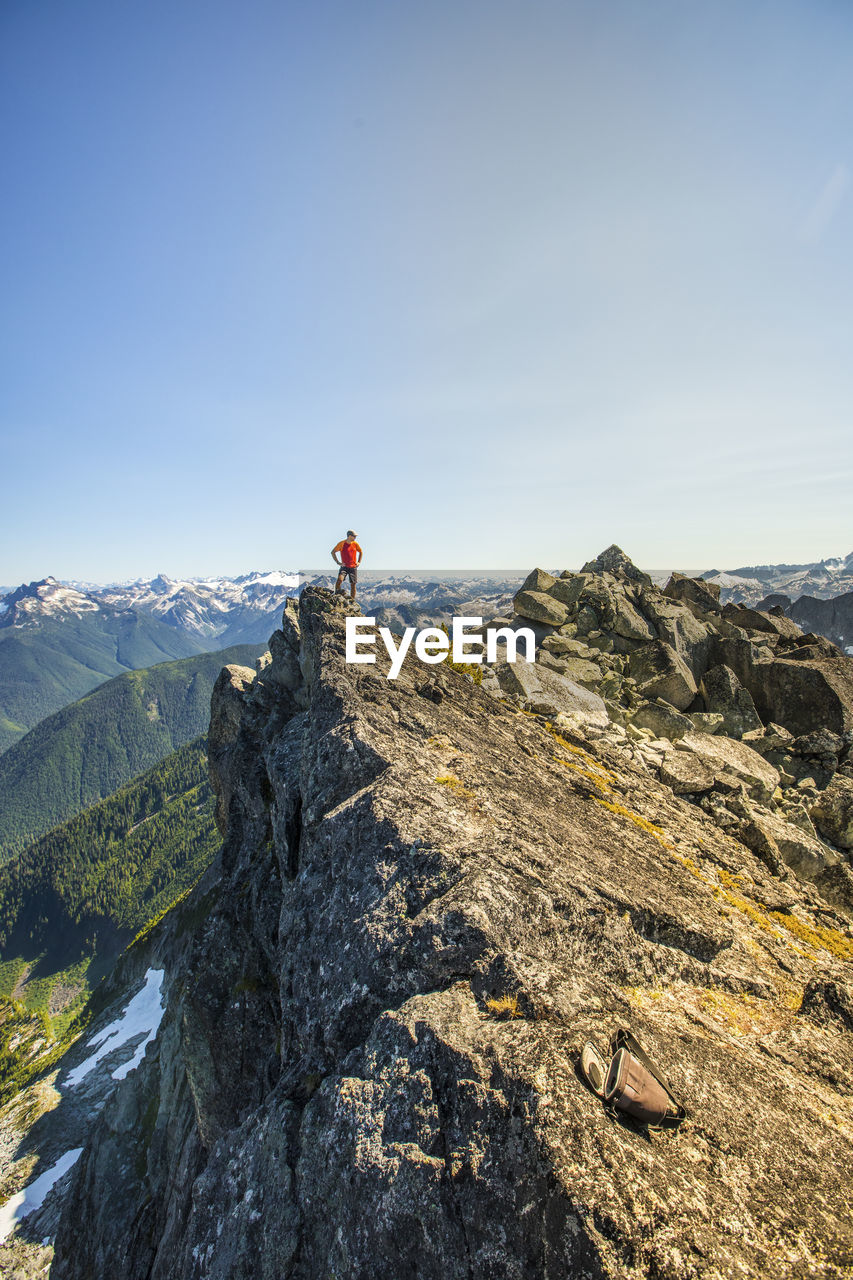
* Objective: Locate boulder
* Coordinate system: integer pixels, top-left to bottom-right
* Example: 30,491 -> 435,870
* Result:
610,589 -> 656,642
519,567 -> 558,595
538,653 -> 604,688
745,807 -> 844,888
711,615 -> 752,640
737,815 -> 784,875
779,800 -> 819,838
574,604 -> 601,636
722,603 -> 802,640
659,751 -> 716,795
628,640 -> 697,711
699,664 -> 763,739
513,590 -> 569,627
810,777 -> 853,850
580,544 -> 652,586
707,635 -> 757,688
494,658 -> 609,725
789,633 -> 842,659
742,657 -> 853,737
745,723 -> 795,754
547,574 -> 590,609
539,635 -> 595,658
663,573 -> 722,615
674,732 -> 780,803
479,670 -> 502,696
638,591 -> 716,678
584,633 -> 618,656
630,699 -> 694,742
791,728 -> 845,760
688,712 -> 725,735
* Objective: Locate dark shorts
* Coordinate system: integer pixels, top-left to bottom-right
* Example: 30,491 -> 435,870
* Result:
337,564 -> 358,582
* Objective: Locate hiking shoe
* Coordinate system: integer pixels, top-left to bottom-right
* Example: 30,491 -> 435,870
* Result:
580,1042 -> 607,1097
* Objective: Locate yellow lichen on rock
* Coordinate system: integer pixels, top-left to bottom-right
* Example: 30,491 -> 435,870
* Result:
484,994 -> 523,1019
434,775 -> 476,801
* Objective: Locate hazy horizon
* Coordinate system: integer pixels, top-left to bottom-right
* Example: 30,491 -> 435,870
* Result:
4,547 -> 853,598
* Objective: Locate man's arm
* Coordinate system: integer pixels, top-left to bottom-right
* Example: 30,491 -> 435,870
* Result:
331,542 -> 343,565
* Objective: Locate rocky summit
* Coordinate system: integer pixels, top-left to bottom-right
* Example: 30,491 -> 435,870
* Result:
50,561 -> 853,1279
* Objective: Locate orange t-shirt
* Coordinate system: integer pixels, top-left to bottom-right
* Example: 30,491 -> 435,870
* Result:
334,540 -> 361,567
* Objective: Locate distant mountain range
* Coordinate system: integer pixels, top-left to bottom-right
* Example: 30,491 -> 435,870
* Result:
4,569 -> 522,635
700,550 -> 853,605
1,555 -> 850,752
0,573 -> 299,750
4,554 -> 851,640
0,587 -> 208,752
1,570 -> 301,645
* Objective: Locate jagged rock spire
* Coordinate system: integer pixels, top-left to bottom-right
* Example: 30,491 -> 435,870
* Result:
581,544 -> 652,585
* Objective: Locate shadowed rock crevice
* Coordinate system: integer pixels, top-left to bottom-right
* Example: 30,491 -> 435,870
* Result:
626,905 -> 731,964
282,796 -> 303,880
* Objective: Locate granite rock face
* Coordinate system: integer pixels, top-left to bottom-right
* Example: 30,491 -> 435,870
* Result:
52,587 -> 853,1279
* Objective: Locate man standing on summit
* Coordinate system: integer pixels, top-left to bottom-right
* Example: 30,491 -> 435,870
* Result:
332,530 -> 362,600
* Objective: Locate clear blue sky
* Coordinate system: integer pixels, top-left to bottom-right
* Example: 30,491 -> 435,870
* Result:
1,0 -> 851,583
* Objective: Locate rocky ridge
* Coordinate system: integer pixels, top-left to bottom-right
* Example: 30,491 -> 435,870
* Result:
489,546 -> 853,917
45,576 -> 853,1278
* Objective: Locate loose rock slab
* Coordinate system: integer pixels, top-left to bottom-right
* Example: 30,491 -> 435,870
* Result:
674,731 -> 781,803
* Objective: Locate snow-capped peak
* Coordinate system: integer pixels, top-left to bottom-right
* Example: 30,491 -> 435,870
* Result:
0,578 -> 101,627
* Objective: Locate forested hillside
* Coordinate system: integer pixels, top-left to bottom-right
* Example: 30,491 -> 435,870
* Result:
0,644 -> 262,861
0,607 -> 208,752
0,737 -> 219,1022
0,996 -> 60,1107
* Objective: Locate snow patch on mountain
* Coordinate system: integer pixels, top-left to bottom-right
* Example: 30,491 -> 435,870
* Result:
702,571 -> 757,589
64,968 -> 165,1089
0,1149 -> 84,1243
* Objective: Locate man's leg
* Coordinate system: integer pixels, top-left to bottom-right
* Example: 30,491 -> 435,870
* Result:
335,569 -> 345,594
349,574 -> 357,601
